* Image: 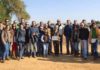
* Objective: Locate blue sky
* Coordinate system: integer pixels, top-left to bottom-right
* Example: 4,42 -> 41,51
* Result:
24,0 -> 100,23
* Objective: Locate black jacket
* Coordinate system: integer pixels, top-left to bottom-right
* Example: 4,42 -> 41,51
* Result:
79,28 -> 89,40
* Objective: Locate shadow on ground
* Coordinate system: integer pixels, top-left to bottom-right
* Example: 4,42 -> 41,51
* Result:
37,54 -> 100,64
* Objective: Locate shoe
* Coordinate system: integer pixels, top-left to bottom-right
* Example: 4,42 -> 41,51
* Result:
83,58 -> 87,60
1,60 -> 5,63
21,57 -> 24,59
6,57 -> 10,60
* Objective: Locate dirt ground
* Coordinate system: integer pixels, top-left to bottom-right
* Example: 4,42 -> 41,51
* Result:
0,39 -> 100,70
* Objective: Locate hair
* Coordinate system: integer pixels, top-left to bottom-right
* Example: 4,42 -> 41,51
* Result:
0,22 -> 2,24
90,21 -> 96,28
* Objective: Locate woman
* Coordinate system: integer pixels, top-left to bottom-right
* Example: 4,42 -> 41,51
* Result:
11,23 -> 18,59
44,24 -> 52,55
71,25 -> 79,56
2,25 -> 11,62
90,22 -> 99,59
79,22 -> 89,60
52,25 -> 60,56
41,29 -> 49,57
17,24 -> 26,60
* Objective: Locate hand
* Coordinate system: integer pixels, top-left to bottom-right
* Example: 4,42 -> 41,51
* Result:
32,33 -> 35,36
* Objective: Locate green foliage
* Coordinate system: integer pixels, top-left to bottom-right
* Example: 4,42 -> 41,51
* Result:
0,0 -> 30,21
96,21 -> 100,24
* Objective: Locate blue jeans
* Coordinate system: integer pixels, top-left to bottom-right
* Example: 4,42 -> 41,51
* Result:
37,41 -> 43,55
73,42 -> 79,55
66,37 -> 73,54
81,40 -> 88,59
43,43 -> 49,56
18,42 -> 25,58
3,42 -> 10,60
91,40 -> 98,58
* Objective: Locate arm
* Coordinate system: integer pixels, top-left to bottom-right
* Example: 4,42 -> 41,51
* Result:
1,31 -> 6,45
41,35 -> 44,42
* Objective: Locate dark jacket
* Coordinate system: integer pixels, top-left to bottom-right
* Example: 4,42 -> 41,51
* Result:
17,29 -> 26,43
64,25 -> 72,39
25,28 -> 30,43
79,28 -> 89,40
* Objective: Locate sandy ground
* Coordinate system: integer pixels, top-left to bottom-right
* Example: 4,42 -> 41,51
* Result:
0,54 -> 100,70
0,39 -> 100,70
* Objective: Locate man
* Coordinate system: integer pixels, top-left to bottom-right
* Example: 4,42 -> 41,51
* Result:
56,19 -> 64,54
64,20 -> 72,55
29,21 -> 39,57
0,22 -> 4,62
20,18 -> 26,27
38,22 -> 45,56
24,23 -> 30,56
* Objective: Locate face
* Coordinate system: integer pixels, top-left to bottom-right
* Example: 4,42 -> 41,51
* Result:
80,23 -> 84,28
67,20 -> 71,25
93,23 -> 96,28
21,18 -> 25,23
57,20 -> 61,25
44,24 -> 48,28
26,24 -> 29,28
91,20 -> 95,24
32,21 -> 36,27
82,20 -> 86,24
5,19 -> 9,24
12,24 -> 16,29
74,20 -> 77,25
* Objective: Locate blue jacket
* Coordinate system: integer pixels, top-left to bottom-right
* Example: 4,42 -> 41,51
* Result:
64,25 -> 72,39
17,29 -> 26,43
29,27 -> 39,42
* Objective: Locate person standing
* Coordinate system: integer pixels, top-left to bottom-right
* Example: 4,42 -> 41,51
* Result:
56,19 -> 64,54
47,21 -> 52,55
64,20 -> 72,55
24,23 -> 30,57
79,22 -> 89,60
90,21 -> 99,59
11,23 -> 18,59
29,21 -> 39,57
0,22 -> 4,62
52,25 -> 60,56
17,24 -> 26,60
41,29 -> 49,57
2,25 -> 11,62
71,24 -> 79,56
38,22 -> 45,56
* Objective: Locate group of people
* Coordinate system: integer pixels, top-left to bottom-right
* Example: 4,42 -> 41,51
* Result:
0,18 -> 100,63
